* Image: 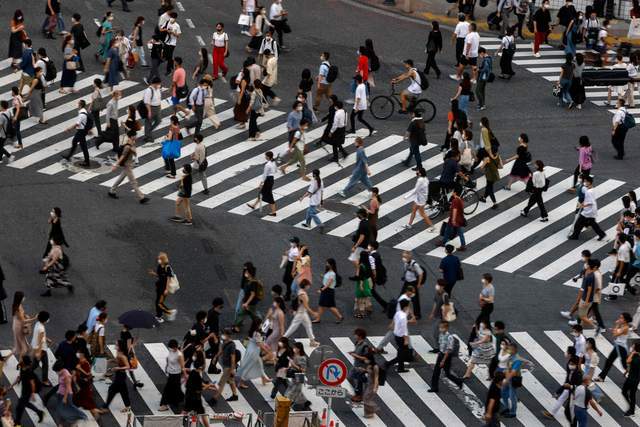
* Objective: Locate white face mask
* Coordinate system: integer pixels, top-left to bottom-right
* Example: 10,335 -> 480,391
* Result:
296,107 -> 303,112
402,257 -> 410,263
76,353 -> 82,358
290,243 -> 296,248
221,334 -> 228,341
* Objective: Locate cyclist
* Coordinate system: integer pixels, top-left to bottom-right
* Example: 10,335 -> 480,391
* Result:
390,59 -> 423,115
428,151 -> 470,206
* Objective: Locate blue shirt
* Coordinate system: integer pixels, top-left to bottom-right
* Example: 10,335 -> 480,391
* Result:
86,307 -> 101,332
633,244 -> 640,269
440,158 -> 459,185
439,254 -> 461,285
287,110 -> 302,131
478,55 -> 493,81
354,147 -> 368,172
318,62 -> 329,85
21,48 -> 34,76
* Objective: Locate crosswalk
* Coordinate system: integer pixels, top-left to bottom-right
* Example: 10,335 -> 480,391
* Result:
4,330 -> 636,427
0,64 -> 635,284
474,35 -> 639,118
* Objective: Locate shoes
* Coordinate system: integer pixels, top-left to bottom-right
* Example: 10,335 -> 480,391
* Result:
428,349 -> 439,354
625,410 -> 635,417
427,388 -> 438,393
540,217 -> 549,222
134,382 -> 144,388
560,311 -> 572,319
533,52 -> 541,58
158,406 -> 169,412
520,210 -> 528,217
208,366 -> 221,374
202,189 -> 210,195
139,197 -> 150,204
79,161 -> 90,167
491,204 -> 499,209
396,369 -> 409,373
614,155 -> 624,160
568,319 -> 579,326
226,395 -> 239,402
182,220 -> 193,226
398,110 -> 408,115
108,192 -> 118,199
457,246 -> 467,251
155,316 -> 164,323
38,410 -> 44,423
300,223 -> 310,228
597,235 -> 606,241
169,216 -> 183,222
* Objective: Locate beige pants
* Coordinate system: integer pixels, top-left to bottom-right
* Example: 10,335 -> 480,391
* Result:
176,197 -> 192,221
110,165 -> 144,199
314,83 -> 332,110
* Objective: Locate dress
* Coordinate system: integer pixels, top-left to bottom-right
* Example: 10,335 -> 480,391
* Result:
265,308 -> 284,352
61,47 -> 77,89
236,332 -> 266,381
8,23 -> 23,60
203,86 -> 220,127
12,309 -> 29,356
470,329 -> 496,365
184,370 -> 206,414
354,264 -> 373,316
44,256 -> 70,290
509,145 -> 531,180
73,359 -> 97,410
107,48 -> 121,87
318,271 -> 337,308
29,78 -> 44,118
98,21 -> 113,60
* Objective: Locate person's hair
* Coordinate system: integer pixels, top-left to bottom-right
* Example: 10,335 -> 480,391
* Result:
301,68 -> 311,80
480,116 -> 490,129
13,10 -> 24,22
298,279 -> 310,289
404,285 -> 415,294
581,249 -> 591,258
265,151 -> 274,161
97,312 -> 108,321
199,48 -> 209,70
158,252 -> 169,265
312,169 -> 321,188
0,101 -> 8,110
432,21 -> 440,31
572,324 -> 583,333
76,323 -> 88,334
493,371 -> 505,383
322,51 -> 330,60
445,244 -> 454,254
470,23 -> 477,31
169,11 -> 178,18
78,99 -> 87,109
37,311 -> 50,323
482,273 -> 493,283
292,342 -> 306,356
326,258 -> 338,275
134,16 -> 145,26
300,118 -> 310,127
170,115 -> 180,126
578,135 -> 590,147
196,310 -> 207,322
272,296 -> 285,312
535,160 -> 544,171
399,299 -> 410,310
566,345 -> 577,356
369,241 -> 379,250
440,320 -> 449,328
354,74 -> 363,83
37,48 -> 47,57
168,339 -> 179,349
622,312 -> 633,323
151,76 -> 162,84
619,97 -> 626,106
583,175 -> 593,184
494,321 -> 505,330
243,261 -> 256,278
575,52 -> 584,66
403,59 -> 414,67
174,57 -> 183,66
72,13 -> 81,21
436,278 -> 447,287
417,167 -> 427,177
630,190 -> 638,206
478,47 -> 486,54
371,187 -> 381,204
506,26 -> 515,36
65,330 -> 76,341
634,342 -> 640,353
23,39 -> 32,47
11,291 -> 24,316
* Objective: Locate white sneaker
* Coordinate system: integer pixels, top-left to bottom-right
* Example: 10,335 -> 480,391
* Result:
338,190 -> 347,198
560,311 -> 572,319
533,52 -> 541,58
403,224 -> 412,229
155,316 -> 165,323
427,226 -> 435,233
568,319 -> 579,326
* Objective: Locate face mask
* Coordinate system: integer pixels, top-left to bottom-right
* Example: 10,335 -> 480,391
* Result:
572,332 -> 580,337
290,243 -> 296,248
76,353 -> 82,358
221,334 -> 228,341
50,211 -> 55,217
439,329 -> 446,334
296,107 -> 303,112
278,342 -> 284,348
170,19 -> 176,23
158,259 -> 162,265
481,279 -> 486,285
544,4 -> 550,8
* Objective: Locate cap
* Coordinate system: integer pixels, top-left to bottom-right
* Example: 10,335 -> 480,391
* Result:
289,236 -> 300,244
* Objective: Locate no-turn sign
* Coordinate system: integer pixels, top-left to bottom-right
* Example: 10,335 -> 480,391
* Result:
318,358 -> 348,387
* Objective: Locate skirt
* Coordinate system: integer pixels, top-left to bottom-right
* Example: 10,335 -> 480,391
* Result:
8,32 -> 22,60
236,339 -> 265,381
318,288 -> 336,308
184,393 -> 205,414
470,341 -> 495,365
509,160 -> 530,179
570,77 -> 586,105
234,97 -> 249,123
29,89 -> 44,118
45,263 -> 70,289
261,176 -> 275,204
61,68 -> 77,89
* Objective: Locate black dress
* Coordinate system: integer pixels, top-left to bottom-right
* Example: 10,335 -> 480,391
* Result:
43,219 -> 69,257
184,370 -> 205,414
8,29 -> 22,60
509,145 -> 531,179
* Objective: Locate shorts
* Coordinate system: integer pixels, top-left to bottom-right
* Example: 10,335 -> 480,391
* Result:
348,246 -> 364,262
461,56 -> 478,67
401,89 -> 420,99
219,367 -> 235,386
171,96 -> 181,105
577,301 -> 592,318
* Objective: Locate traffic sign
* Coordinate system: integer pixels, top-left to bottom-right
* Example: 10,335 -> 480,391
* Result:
316,386 -> 347,399
318,358 -> 348,386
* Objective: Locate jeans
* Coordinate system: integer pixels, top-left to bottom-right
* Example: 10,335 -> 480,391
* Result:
458,95 -> 469,116
476,80 -> 487,108
442,223 -> 466,246
343,168 -> 372,193
501,380 -> 517,415
305,205 -> 322,227
574,406 -> 588,426
248,109 -> 260,137
404,143 -> 422,168
560,78 -> 573,105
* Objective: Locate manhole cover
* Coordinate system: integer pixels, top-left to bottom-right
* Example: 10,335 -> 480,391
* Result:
64,158 -> 113,174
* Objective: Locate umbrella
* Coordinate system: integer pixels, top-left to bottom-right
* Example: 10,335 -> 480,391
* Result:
118,310 -> 159,329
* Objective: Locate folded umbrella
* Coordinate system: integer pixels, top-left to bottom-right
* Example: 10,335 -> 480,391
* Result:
118,310 -> 159,329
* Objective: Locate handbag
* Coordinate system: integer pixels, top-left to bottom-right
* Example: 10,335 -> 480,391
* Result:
281,19 -> 292,33
167,275 -> 180,294
260,318 -> 272,335
16,107 -> 29,121
442,302 -> 457,322
161,140 -> 181,160
511,375 -> 523,388
198,158 -> 208,172
129,356 -> 139,369
552,84 -> 561,97
237,13 -> 251,26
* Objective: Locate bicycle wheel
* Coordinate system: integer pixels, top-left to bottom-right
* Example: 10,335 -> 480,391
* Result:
369,96 -> 395,120
415,99 -> 437,123
462,188 -> 479,215
425,202 -> 444,220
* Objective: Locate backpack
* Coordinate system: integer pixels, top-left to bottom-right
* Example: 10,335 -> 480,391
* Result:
88,326 -> 103,355
0,112 -> 15,140
385,298 -> 398,319
252,92 -> 263,112
623,110 -> 636,129
369,54 -> 380,72
137,100 -> 148,118
408,260 -> 426,286
415,69 -> 429,90
229,77 -> 239,90
235,349 -> 242,367
325,62 -> 339,83
43,58 -> 57,82
504,37 -> 516,54
176,84 -> 189,100
81,112 -> 94,132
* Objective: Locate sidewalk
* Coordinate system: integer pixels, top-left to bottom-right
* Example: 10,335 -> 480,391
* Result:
355,0 -> 640,46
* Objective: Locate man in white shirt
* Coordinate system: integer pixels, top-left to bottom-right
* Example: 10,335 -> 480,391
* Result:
452,14 -> 470,66
568,175 -> 607,240
187,81 -> 208,134
163,12 -> 181,75
143,77 -> 163,142
327,99 -> 348,161
258,30 -> 279,59
31,311 -> 51,384
385,299 -> 411,373
457,23 -> 480,82
611,98 -> 630,160
62,99 -> 92,166
269,0 -> 288,48
348,75 -> 374,136
391,59 -> 422,114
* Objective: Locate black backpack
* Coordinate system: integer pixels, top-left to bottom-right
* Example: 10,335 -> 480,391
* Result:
229,77 -> 239,91
137,100 -> 148,118
44,59 -> 57,82
415,69 -> 429,90
369,55 -> 380,72
371,253 -> 387,285
325,62 -> 339,83
81,112 -> 94,132
417,127 -> 428,146
385,298 -> 397,319
1,112 -> 15,140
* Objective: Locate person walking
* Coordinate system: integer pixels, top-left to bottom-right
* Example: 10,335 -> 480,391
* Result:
623,341 -> 640,416
211,22 -> 229,80
463,320 -> 496,379
429,320 -> 464,392
612,98 -> 631,160
497,28 -> 516,80
247,80 -> 266,140
362,187 -> 381,241
283,280 -> 319,346
532,0 -> 552,57
400,251 -> 424,319
73,350 -> 103,418
61,36 -> 78,94
158,339 -> 185,411
89,79 -> 106,137
247,151 -> 277,215
12,292 -> 35,357
53,359 -> 88,426
143,77 -> 163,142
424,21 -> 442,78
40,237 -> 72,297
62,100 -> 93,167
452,14 -> 470,67
475,48 -> 492,110
162,12 -> 180,75
0,262 -> 7,324
130,16 -> 147,68
477,273 -> 496,325
70,14 -> 90,72
261,49 -> 280,104
479,145 -> 501,210
147,252 -> 175,323
385,299 -> 411,373
570,136 -> 593,191
484,372 -> 505,426
101,349 -> 131,413
439,245 -> 462,296
236,321 -> 271,388
187,81 -> 207,135
326,99 -> 348,162
402,167 -> 435,232
108,130 -> 150,203
162,115 -> 181,178
169,164 -> 193,226
313,258 -> 344,323
347,328 -> 371,403
31,311 -> 51,386
353,251 -> 373,318
521,160 -> 549,222
339,137 -> 372,197
8,10 -> 25,70
314,52 -> 333,111
570,53 -> 587,109
595,312 -> 632,382
439,185 -> 467,250
13,355 -> 44,425
96,12 -> 114,62
269,0 -> 288,48
504,133 -> 531,190
402,109 -> 426,170
281,118 -> 310,181
568,175 -> 607,240
349,75 -> 374,136
26,67 -> 46,125
96,89 -> 122,154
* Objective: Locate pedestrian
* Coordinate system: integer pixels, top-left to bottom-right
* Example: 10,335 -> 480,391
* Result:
11,86 -> 24,149
514,0 -> 529,39
70,14 -> 90,71
53,359 -> 88,426
233,263 -> 262,330
452,14 -> 470,67
403,109 -> 426,170
569,53 -> 587,110
570,136 -> 593,191
349,75 -> 374,135
497,0 -> 515,36
0,102 -> 14,164
96,12 -> 114,62
501,342 -> 525,418
475,48 -> 493,110
281,237 -> 300,301
611,98 -> 630,160
339,137 -> 372,197
107,136 -> 148,201
353,250 -> 373,319
233,64 -> 250,129
261,49 -> 280,104
504,133 -> 531,190
147,252 -> 176,323
202,76 -> 221,128
30,311 -> 51,386
246,6 -> 270,53
215,329 -> 240,402
264,295 -> 286,363
484,372 -> 505,426
520,160 -> 549,221
61,36 -> 79,94
258,30 -> 279,62
362,351 -> 380,418
402,167 -> 435,231
424,21 -> 442,78
247,80 -> 266,140
145,34 -> 163,84
532,0 -> 551,57
12,355 -> 44,425
211,22 -> 229,80
477,273 -> 495,325
291,246 -> 312,298
313,258 -> 344,323
271,337 -> 292,398
8,10 -> 25,70
347,328 -> 371,402
163,12 -> 180,75
326,99 -> 348,162
451,72 -> 472,119
88,78 -> 106,136
130,16 -> 147,68
439,185 -> 467,250
236,319 -> 271,388
463,320 -> 496,379
298,169 -> 324,230
62,100 -> 93,167
429,320 -> 463,392
439,245 -> 462,296
595,312 -> 632,382
0,263 -> 6,325
478,145 -> 501,209
107,0 -> 131,12
169,164 -> 193,226
162,115 -> 181,178
362,187 -> 381,241
385,299 -> 411,373
269,0 -> 288,48
400,251 -> 424,319
543,354 -> 582,420
626,53 -> 639,108
314,52 -> 333,111
488,321 -> 507,378
281,118 -> 310,180
497,28 -> 515,80
186,80 -> 207,135
568,175 -> 607,240
170,57 -> 189,116
142,76 -> 162,142
158,339 -> 185,411
623,341 -> 640,416
456,23 -> 479,81
26,67 -> 46,125
348,209 -> 370,277
40,237 -> 72,297
73,350 -> 102,418
101,348 -> 132,413
283,280 -> 319,346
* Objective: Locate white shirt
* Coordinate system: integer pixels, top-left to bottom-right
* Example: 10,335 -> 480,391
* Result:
269,2 -> 284,21
532,170 -> 546,188
35,59 -> 48,86
294,130 -> 305,152
212,31 -> 228,48
189,87 -> 206,106
144,86 -> 162,106
307,179 -> 323,206
31,322 -> 47,350
166,349 -> 183,374
287,246 -> 299,262
407,68 -> 422,95
573,385 -> 589,408
405,176 -> 429,205
464,32 -> 480,58
574,334 -> 586,357
454,21 -> 470,39
76,108 -> 88,129
158,12 -> 171,29
582,187 -> 598,218
618,241 -> 632,263
354,83 -> 368,111
330,109 -> 346,133
613,106 -> 626,126
393,310 -> 409,337
259,37 -> 279,58
244,0 -> 256,13
94,322 -> 105,337
165,21 -> 181,46
597,29 -> 607,47
262,160 -> 277,181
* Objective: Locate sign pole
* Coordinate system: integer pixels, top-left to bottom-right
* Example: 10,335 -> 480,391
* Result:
327,397 -> 333,427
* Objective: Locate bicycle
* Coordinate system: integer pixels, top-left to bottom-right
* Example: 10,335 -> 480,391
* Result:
369,83 -> 437,123
424,180 -> 479,220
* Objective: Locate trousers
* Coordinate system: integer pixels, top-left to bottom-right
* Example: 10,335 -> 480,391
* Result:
523,188 -> 548,218
569,215 -> 606,239
430,352 -> 463,390
144,105 -> 161,140
350,109 -> 373,133
66,130 -> 89,163
283,310 -> 315,341
212,46 -> 228,78
111,164 -> 144,199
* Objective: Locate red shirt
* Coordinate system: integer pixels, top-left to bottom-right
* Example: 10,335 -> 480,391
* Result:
449,196 -> 465,227
357,55 -> 369,82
